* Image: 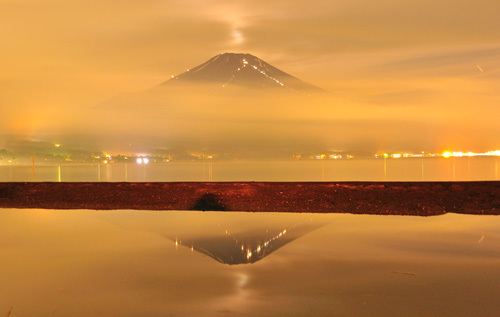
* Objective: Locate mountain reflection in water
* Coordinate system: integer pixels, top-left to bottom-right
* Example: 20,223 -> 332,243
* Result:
169,221 -> 323,264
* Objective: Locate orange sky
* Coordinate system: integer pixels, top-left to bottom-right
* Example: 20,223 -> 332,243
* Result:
1,0 -> 499,152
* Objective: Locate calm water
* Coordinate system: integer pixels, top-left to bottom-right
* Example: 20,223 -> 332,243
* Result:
0,157 -> 498,182
1,209 -> 499,316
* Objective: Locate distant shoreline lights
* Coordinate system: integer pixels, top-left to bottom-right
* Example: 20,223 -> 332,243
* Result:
373,150 -> 500,160
310,150 -> 500,160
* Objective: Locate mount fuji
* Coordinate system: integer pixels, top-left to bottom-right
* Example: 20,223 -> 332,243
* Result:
161,53 -> 324,94
98,53 -> 325,110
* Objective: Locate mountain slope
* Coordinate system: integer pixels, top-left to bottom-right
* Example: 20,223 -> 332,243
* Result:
160,53 -> 325,94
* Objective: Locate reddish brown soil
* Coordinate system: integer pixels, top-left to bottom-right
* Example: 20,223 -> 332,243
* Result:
0,182 -> 498,216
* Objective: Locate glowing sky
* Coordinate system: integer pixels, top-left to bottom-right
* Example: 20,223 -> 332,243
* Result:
1,0 -> 499,152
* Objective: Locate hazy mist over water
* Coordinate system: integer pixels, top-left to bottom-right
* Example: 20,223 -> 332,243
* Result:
4,83 -> 496,157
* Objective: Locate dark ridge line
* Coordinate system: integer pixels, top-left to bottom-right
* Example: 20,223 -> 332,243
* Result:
0,181 -> 498,216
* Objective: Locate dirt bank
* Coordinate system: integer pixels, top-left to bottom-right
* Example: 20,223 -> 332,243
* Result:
0,182 -> 498,216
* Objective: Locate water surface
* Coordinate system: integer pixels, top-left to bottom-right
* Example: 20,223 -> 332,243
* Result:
1,209 -> 499,316
0,157 -> 498,182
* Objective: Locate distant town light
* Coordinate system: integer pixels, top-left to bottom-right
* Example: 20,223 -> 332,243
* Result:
54,144 -> 60,148
136,158 -> 143,164
442,152 -> 452,158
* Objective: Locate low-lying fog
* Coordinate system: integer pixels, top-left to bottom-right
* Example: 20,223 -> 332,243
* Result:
2,82 -> 497,157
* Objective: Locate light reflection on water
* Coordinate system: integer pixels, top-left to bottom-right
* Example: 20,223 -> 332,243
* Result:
0,157 -> 498,182
1,209 -> 500,316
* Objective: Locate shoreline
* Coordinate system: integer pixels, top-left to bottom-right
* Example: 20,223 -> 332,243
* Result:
0,181 -> 498,216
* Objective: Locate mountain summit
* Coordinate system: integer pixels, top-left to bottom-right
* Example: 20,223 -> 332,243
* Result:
161,53 -> 324,94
